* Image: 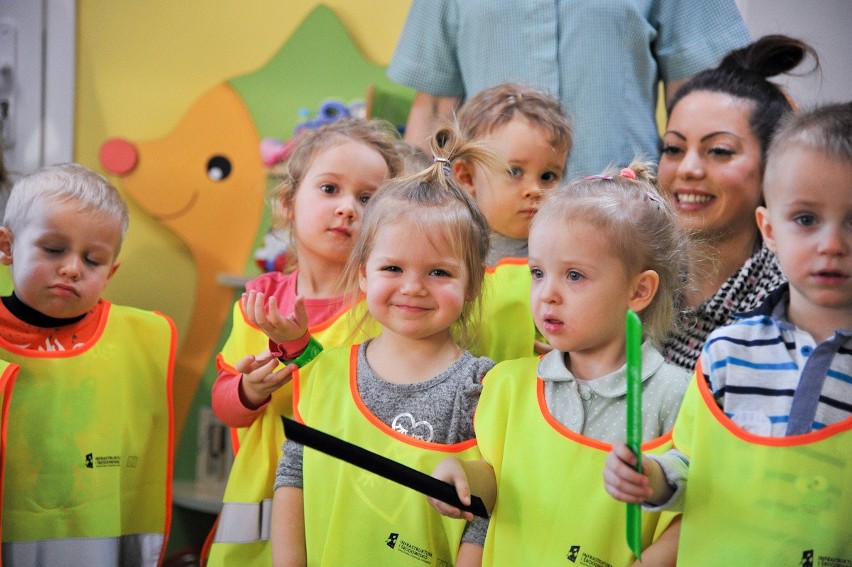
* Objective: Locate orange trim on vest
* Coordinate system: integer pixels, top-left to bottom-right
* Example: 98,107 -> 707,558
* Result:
536,372 -> 673,452
485,256 -> 528,274
694,359 -> 852,447
0,301 -> 113,357
345,345 -> 477,452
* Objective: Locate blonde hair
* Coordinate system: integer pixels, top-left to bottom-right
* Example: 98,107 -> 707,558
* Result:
531,161 -> 687,346
270,118 -> 403,232
4,163 -> 129,254
457,82 -> 573,157
766,101 -> 852,182
341,123 -> 503,347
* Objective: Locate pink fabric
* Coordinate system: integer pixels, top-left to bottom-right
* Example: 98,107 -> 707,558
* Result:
211,270 -> 345,427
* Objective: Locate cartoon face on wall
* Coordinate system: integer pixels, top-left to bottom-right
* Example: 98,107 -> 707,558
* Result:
100,83 -> 266,437
97,5 -> 413,437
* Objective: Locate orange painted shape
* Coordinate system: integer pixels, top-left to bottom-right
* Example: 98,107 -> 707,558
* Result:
113,83 -> 266,438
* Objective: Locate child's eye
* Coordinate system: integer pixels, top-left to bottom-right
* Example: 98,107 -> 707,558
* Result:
507,167 -> 522,178
84,257 -> 102,267
429,268 -> 451,278
358,192 -> 373,204
530,267 -> 543,279
567,270 -> 583,281
793,213 -> 817,227
320,183 -> 337,194
541,171 -> 560,184
42,246 -> 62,254
381,265 -> 401,273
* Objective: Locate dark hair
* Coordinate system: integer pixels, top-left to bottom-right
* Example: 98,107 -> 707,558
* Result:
668,35 -> 819,168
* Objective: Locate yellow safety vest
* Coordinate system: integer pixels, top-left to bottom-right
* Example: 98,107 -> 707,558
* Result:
470,258 -> 537,363
674,361 -> 852,565
207,299 -> 378,566
476,357 -> 678,567
0,302 -> 175,567
296,345 -> 480,566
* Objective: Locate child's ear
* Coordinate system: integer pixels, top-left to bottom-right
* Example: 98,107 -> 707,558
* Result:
755,206 -> 777,254
453,160 -> 476,195
628,269 -> 659,313
107,261 -> 121,281
358,265 -> 368,294
0,228 -> 13,266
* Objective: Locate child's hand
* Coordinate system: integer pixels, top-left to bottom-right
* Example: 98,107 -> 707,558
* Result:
235,351 -> 296,408
242,291 -> 309,345
427,457 -> 475,522
603,442 -> 655,504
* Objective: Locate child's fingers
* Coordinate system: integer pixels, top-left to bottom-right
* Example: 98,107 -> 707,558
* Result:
603,450 -> 651,503
292,296 -> 309,329
426,496 -> 473,521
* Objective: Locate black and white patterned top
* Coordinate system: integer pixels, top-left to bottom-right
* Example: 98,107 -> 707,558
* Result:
664,245 -> 786,372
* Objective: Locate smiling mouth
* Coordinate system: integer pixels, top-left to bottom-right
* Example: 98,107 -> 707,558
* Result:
152,192 -> 199,221
675,193 -> 713,205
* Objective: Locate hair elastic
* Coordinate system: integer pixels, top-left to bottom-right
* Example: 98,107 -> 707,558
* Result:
619,167 -> 637,179
433,156 -> 451,176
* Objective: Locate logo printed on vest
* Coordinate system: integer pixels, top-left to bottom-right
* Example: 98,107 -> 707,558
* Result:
84,452 -> 124,468
801,550 -> 814,567
567,545 -> 581,562
564,546 -> 614,567
383,532 -> 435,564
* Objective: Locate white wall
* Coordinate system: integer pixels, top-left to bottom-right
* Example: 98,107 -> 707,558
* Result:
736,0 -> 852,108
0,0 -> 75,180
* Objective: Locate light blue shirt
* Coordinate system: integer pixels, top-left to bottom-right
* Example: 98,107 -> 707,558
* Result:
388,0 -> 751,178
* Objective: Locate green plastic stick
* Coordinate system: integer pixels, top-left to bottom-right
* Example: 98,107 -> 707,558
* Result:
625,309 -> 643,560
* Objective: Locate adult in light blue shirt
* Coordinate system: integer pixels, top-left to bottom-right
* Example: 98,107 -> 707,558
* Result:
388,0 -> 750,179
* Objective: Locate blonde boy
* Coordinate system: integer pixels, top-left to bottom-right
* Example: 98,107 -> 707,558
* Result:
0,163 -> 176,566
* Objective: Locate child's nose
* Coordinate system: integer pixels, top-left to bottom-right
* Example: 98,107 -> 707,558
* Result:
818,225 -> 850,256
59,256 -> 83,280
400,275 -> 426,295
523,179 -> 544,199
335,195 -> 356,219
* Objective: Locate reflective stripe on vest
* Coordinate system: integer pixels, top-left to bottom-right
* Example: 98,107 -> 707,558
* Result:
213,499 -> 272,543
477,357 -> 678,567
297,345 -> 480,566
3,533 -> 163,567
0,302 -> 175,567
471,258 -> 537,362
674,361 -> 852,564
207,300 -> 377,566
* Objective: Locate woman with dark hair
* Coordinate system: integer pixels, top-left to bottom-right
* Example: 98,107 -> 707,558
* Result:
660,35 -> 819,370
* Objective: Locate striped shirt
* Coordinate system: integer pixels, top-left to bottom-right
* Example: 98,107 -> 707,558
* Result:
700,284 -> 852,436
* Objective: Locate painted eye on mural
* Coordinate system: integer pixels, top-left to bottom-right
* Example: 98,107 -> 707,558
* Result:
207,156 -> 232,181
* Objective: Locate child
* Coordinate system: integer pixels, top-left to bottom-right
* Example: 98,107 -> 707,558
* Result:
604,103 -> 852,564
454,82 -> 573,361
269,124 -> 501,566
430,163 -> 691,566
206,118 -> 402,565
0,163 -> 176,565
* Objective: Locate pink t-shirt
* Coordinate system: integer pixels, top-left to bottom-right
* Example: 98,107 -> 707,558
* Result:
211,270 -> 344,427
